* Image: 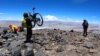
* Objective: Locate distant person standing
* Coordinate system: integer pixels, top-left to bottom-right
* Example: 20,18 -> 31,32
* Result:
23,12 -> 33,43
82,20 -> 89,37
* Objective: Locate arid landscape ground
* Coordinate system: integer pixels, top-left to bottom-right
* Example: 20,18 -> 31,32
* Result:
0,21 -> 100,56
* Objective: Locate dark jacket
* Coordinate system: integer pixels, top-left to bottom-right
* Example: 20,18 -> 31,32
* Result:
82,20 -> 89,28
25,17 -> 33,29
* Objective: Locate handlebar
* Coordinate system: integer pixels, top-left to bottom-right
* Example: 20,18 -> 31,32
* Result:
33,8 -> 35,10
28,8 -> 36,16
32,8 -> 35,15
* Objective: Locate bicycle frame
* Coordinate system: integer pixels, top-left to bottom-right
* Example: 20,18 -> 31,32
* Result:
28,8 -> 43,27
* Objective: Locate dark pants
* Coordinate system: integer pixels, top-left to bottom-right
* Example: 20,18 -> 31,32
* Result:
14,28 -> 17,34
83,26 -> 88,37
26,28 -> 32,41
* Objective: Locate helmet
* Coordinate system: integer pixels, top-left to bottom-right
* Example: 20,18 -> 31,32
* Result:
83,19 -> 87,22
23,13 -> 28,17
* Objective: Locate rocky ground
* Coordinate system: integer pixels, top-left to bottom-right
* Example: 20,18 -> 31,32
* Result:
0,29 -> 100,56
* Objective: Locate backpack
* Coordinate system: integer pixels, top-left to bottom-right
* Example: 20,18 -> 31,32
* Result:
83,21 -> 88,27
21,18 -> 27,28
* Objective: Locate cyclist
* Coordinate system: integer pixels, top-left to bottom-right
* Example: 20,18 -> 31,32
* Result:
23,12 -> 33,43
21,8 -> 35,31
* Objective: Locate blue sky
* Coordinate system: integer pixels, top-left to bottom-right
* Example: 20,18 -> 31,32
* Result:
0,0 -> 100,24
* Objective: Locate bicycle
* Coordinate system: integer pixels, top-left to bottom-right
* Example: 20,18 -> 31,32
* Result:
28,8 -> 43,28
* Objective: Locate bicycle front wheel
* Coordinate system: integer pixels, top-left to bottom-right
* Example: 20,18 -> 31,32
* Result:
33,13 -> 43,26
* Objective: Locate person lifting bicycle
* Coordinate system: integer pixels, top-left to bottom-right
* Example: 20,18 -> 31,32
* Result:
22,8 -> 43,43
23,12 -> 34,43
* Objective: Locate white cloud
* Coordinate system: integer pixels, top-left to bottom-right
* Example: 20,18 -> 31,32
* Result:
43,15 -> 59,21
43,15 -> 82,22
65,17 -> 82,22
0,17 -> 14,20
0,16 -> 20,21
7,17 -> 21,21
0,13 -> 4,15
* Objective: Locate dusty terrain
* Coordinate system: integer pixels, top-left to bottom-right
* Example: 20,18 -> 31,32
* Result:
0,21 -> 100,56
0,28 -> 100,56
